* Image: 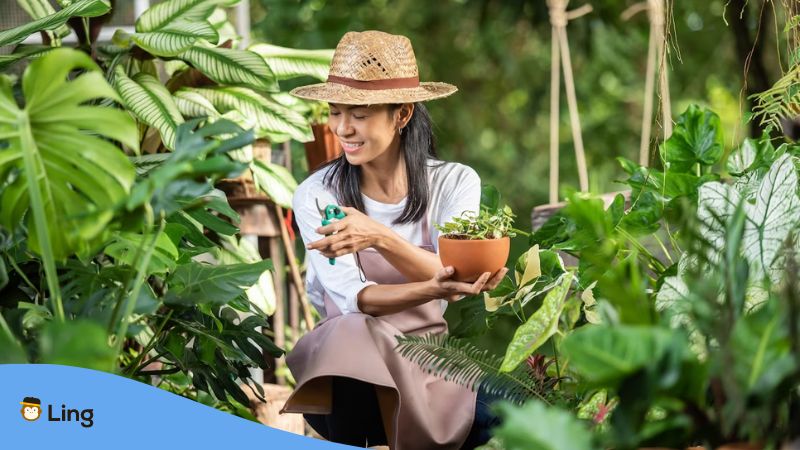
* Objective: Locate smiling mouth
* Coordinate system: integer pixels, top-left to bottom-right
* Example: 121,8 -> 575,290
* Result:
341,142 -> 364,153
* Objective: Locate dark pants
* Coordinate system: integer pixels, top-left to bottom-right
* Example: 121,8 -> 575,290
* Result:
303,377 -> 501,449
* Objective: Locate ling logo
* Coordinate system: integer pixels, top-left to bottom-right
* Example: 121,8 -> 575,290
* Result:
20,397 -> 42,421
19,396 -> 94,428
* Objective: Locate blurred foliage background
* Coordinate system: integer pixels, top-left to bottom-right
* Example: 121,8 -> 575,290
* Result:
253,0 -> 793,258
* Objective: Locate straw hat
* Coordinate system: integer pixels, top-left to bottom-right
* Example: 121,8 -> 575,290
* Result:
290,30 -> 457,105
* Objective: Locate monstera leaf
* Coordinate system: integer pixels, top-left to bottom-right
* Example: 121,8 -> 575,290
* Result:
0,48 -> 137,260
698,154 -> 800,282
0,0 -> 110,47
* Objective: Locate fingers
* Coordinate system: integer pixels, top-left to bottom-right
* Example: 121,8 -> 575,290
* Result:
316,220 -> 345,235
435,266 -> 455,282
469,272 -> 492,294
483,268 -> 509,291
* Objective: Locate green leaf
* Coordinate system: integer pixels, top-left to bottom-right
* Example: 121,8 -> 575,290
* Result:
660,105 -> 724,173
114,67 -> 185,150
38,320 -> 116,371
0,0 -> 110,47
105,230 -> 179,275
0,49 -> 137,260
493,400 -> 594,450
179,45 -> 279,92
174,89 -> 221,118
166,260 -> 273,305
0,45 -> 54,71
185,87 -> 313,143
16,0 -> 71,43
561,325 -> 675,386
480,184 -> 501,213
248,43 -> 334,81
250,159 -> 297,209
500,273 -> 572,372
136,0 -> 238,32
131,21 -> 219,57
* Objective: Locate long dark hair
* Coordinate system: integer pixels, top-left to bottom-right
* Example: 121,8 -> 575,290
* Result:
318,102 -> 443,225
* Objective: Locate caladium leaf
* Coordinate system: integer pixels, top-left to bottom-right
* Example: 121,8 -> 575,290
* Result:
698,154 -> 800,282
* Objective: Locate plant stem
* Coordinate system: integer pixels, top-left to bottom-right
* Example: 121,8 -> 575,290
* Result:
653,232 -> 674,265
18,113 -> 64,321
550,338 -> 561,388
0,311 -> 22,347
4,252 -> 40,300
112,211 -> 164,371
124,310 -> 173,377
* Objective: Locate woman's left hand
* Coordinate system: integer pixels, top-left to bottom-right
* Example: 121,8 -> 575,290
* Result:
307,206 -> 388,258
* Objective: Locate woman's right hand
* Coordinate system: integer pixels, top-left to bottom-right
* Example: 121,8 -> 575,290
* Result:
428,266 -> 509,302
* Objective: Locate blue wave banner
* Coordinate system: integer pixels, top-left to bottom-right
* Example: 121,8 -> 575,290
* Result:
1,364 -> 349,449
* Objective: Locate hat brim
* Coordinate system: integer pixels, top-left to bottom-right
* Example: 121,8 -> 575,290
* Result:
290,81 -> 457,105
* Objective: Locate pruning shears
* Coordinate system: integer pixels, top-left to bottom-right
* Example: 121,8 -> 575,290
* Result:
315,197 -> 347,265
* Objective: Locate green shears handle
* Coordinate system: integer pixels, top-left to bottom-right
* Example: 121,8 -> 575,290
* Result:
320,203 -> 346,265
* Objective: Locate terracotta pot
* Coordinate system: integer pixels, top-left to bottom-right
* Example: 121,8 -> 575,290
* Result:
303,123 -> 341,172
438,236 -> 510,282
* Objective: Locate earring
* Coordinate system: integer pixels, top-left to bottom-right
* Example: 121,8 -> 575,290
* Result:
398,127 -> 404,136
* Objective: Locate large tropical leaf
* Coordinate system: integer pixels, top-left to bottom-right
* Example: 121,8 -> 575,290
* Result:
250,159 -> 297,209
0,48 -> 137,259
105,230 -> 180,275
179,45 -> 279,92
0,0 -> 110,47
492,401 -> 594,450
500,273 -> 573,372
130,21 -> 219,57
561,325 -> 676,385
660,104 -> 724,173
0,45 -> 54,71
174,89 -> 221,118
248,43 -> 334,81
16,0 -> 72,43
165,260 -> 273,305
698,154 -> 800,282
135,0 -> 239,33
114,67 -> 185,151
185,87 -> 313,142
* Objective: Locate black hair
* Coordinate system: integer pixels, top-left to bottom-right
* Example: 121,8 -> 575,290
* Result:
318,102 -> 444,225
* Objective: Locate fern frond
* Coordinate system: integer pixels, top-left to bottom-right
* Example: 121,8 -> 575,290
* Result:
395,333 -> 551,405
751,64 -> 800,130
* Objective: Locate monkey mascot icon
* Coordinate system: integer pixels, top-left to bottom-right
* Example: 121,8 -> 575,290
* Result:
20,397 -> 42,421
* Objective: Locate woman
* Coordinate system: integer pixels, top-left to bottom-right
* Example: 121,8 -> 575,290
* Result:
281,30 -> 507,449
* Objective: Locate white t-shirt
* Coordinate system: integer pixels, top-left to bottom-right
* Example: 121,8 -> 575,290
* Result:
292,159 -> 482,317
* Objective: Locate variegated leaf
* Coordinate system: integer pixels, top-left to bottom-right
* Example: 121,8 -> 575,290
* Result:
114,67 -> 184,150
179,45 -> 278,91
135,0 -> 239,32
174,89 -> 221,118
0,0 -> 110,47
131,21 -> 218,57
249,43 -> 334,81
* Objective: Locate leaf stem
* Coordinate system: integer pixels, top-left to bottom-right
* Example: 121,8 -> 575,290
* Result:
18,112 -> 64,321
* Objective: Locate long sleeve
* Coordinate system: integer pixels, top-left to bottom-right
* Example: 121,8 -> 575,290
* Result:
293,179 -> 376,315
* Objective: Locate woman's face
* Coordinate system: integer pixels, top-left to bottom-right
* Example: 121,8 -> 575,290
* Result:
327,103 -> 411,165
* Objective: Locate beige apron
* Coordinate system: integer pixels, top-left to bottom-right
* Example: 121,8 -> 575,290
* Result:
281,211 -> 477,449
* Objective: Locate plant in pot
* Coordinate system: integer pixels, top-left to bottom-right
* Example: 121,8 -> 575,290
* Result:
435,186 -> 523,282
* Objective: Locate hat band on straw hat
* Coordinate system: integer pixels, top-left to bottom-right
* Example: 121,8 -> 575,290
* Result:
326,74 -> 420,90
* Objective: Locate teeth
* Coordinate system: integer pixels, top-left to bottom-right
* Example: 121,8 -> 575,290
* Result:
342,142 -> 363,149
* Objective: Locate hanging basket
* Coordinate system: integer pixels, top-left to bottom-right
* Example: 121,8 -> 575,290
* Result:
303,123 -> 341,172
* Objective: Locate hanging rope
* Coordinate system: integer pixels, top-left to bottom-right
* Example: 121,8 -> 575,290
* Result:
547,0 -> 592,204
624,0 -> 672,166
